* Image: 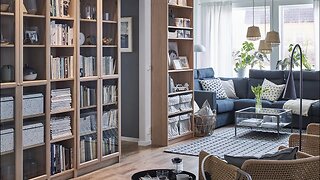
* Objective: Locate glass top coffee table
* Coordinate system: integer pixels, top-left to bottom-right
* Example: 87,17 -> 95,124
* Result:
235,107 -> 292,137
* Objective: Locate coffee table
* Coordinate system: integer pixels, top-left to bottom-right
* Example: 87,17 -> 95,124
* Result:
235,107 -> 292,137
131,169 -> 196,180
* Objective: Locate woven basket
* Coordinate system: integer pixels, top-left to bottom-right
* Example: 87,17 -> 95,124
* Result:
194,114 -> 216,137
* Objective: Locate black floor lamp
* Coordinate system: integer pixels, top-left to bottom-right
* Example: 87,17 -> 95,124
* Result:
282,44 -> 303,151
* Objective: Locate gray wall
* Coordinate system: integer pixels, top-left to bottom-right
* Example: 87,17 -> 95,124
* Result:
121,0 -> 139,138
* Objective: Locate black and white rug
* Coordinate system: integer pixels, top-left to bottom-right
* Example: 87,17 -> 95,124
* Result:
165,127 -> 299,158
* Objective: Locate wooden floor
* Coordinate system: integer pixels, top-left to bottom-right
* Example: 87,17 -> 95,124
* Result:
75,140 -> 199,180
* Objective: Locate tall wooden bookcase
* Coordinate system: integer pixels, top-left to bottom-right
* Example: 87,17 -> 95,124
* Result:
0,0 -> 121,179
151,0 -> 194,146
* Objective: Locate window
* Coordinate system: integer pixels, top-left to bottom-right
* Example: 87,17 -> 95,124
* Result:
232,6 -> 270,72
279,4 -> 315,70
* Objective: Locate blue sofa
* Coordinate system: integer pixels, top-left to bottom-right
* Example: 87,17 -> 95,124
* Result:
194,68 -> 320,129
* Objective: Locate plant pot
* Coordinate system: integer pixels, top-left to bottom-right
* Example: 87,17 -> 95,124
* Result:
237,68 -> 246,78
255,98 -> 262,112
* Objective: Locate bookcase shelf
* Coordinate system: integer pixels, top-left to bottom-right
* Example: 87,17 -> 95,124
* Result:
151,0 -> 194,146
23,14 -> 46,18
50,108 -> 74,115
50,135 -> 74,143
0,12 -> 14,16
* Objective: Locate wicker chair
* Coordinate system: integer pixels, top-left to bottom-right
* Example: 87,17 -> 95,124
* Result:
199,150 -> 320,180
289,123 -> 320,156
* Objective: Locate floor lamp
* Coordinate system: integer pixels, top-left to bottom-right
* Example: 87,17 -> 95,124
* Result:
194,44 -> 206,69
282,44 -> 303,151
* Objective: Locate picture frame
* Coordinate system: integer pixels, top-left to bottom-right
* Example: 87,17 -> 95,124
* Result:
168,42 -> 179,60
179,56 -> 189,69
172,59 -> 182,70
121,17 -> 133,52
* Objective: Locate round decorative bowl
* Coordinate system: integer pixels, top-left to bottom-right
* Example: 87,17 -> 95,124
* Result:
23,73 -> 37,81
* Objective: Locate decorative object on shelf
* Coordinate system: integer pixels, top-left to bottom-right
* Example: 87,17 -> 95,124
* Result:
169,9 -> 175,26
24,26 -> 39,45
102,37 -> 113,45
21,3 -> 27,13
184,30 -> 191,38
251,84 -> 267,112
266,0 -> 280,46
169,76 -> 175,93
183,18 -> 190,27
85,35 -> 96,45
179,56 -> 189,69
168,0 -> 178,5
104,12 -> 109,20
282,44 -> 303,151
79,32 -> 85,45
178,0 -> 187,6
175,18 -> 184,27
0,3 -> 9,12
246,0 -> 261,41
1,65 -> 14,82
173,83 -> 189,92
23,64 -> 37,81
84,4 -> 96,19
173,59 -> 182,70
1,32 -> 9,45
177,30 -> 184,38
24,0 -> 37,14
168,41 -> 179,60
121,17 -> 133,52
258,0 -> 272,54
194,44 -> 206,69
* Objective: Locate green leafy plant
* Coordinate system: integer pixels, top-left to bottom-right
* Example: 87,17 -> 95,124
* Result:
251,85 -> 268,99
233,41 -> 269,72
276,44 -> 312,71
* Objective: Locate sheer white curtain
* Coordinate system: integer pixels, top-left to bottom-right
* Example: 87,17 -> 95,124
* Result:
198,1 -> 233,77
314,0 -> 319,70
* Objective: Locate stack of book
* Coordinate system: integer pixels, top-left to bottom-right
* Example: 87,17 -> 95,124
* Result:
102,85 -> 117,104
50,144 -> 73,175
51,88 -> 72,112
102,56 -> 115,75
80,136 -> 97,163
51,55 -> 74,79
79,112 -> 97,135
50,116 -> 72,139
79,55 -> 96,77
102,129 -> 118,156
102,109 -> 118,130
50,21 -> 73,45
50,0 -> 71,17
80,85 -> 96,107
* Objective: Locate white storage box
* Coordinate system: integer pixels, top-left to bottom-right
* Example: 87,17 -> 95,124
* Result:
23,93 -> 44,116
0,128 -> 14,153
168,121 -> 179,139
180,94 -> 192,103
0,96 -> 14,120
179,114 -> 191,135
23,122 -> 44,147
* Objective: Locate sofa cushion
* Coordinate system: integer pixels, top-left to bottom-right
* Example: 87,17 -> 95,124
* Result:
234,99 -> 272,111
194,79 -> 202,91
220,78 -> 248,99
200,79 -> 228,99
221,80 -> 238,99
309,101 -> 320,116
198,68 -> 215,79
194,69 -> 199,79
216,99 -> 235,113
261,79 -> 285,101
269,100 -> 287,109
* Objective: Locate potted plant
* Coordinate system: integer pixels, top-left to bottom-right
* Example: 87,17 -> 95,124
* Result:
251,85 -> 268,112
233,41 -> 255,78
276,44 -> 313,71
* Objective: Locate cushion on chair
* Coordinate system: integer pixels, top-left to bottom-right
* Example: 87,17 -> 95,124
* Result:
216,99 -> 235,113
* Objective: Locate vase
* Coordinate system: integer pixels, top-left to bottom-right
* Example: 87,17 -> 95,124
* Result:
237,68 -> 246,78
255,98 -> 262,112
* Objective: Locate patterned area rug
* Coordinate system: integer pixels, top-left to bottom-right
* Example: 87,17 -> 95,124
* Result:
165,127 -> 299,158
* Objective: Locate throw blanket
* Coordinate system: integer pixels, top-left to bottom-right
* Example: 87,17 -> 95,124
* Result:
283,99 -> 318,116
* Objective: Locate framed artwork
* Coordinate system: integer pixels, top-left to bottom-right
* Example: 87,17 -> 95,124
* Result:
172,59 -> 182,70
121,17 -> 132,52
168,42 -> 179,60
179,56 -> 189,69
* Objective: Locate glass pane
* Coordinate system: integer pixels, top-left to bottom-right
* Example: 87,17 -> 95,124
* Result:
0,88 -> 15,180
279,4 -> 315,70
79,111 -> 97,163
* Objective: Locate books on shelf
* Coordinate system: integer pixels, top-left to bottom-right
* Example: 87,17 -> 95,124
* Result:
80,136 -> 97,163
51,88 -> 72,112
103,85 -> 117,104
50,0 -> 71,17
102,109 -> 118,130
80,85 -> 96,108
51,144 -> 73,175
50,21 -> 73,45
102,56 -> 115,75
79,55 -> 96,77
51,55 -> 74,79
102,129 -> 118,156
79,112 -> 97,135
50,116 -> 72,140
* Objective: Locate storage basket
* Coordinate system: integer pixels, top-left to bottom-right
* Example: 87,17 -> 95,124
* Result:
194,113 -> 216,137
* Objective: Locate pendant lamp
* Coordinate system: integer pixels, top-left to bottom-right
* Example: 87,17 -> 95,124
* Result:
266,0 -> 280,46
259,0 -> 272,54
246,0 -> 261,41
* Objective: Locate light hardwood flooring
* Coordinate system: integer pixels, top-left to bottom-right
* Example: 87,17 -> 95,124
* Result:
75,140 -> 199,180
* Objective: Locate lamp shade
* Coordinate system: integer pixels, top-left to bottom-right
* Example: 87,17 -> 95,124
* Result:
246,26 -> 261,41
266,31 -> 280,46
258,40 -> 272,54
283,71 -> 297,99
194,44 -> 206,52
